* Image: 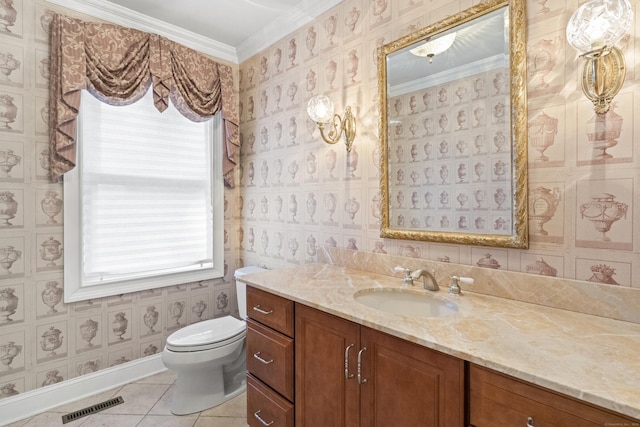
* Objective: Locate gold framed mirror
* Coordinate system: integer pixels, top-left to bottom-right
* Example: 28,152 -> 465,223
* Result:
378,0 -> 528,248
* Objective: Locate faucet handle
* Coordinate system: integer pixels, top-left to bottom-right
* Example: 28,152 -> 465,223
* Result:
394,266 -> 414,286
449,275 -> 474,295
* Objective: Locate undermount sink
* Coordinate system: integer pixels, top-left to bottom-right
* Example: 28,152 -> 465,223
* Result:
354,288 -> 458,318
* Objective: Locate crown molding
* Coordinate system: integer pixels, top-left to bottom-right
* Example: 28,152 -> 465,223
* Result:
389,54 -> 506,98
236,0 -> 343,62
45,0 -> 238,63
46,0 -> 344,64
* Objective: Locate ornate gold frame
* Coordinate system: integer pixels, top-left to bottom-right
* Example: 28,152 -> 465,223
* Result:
377,0 -> 528,248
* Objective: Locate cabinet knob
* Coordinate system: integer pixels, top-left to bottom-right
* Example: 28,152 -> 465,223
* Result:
253,351 -> 274,365
357,347 -> 368,384
254,409 -> 275,426
253,305 -> 273,315
527,416 -> 535,427
344,344 -> 355,380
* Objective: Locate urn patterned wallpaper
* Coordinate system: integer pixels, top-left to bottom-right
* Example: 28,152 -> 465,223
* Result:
0,0 -> 241,398
386,69 -> 513,235
238,0 -> 640,288
1,0 -> 640,403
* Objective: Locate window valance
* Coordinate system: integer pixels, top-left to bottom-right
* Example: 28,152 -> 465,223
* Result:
49,14 -> 240,187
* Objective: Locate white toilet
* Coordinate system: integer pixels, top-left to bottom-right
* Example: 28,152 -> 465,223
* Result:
162,266 -> 266,415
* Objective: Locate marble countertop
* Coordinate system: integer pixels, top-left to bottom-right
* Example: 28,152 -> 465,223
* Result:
239,263 -> 640,420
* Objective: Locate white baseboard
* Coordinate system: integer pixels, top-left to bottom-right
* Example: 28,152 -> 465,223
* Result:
0,354 -> 167,427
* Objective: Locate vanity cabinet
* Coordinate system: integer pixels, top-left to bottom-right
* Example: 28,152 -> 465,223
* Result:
246,286 -> 295,427
469,364 -> 639,427
245,285 -> 638,426
295,303 -> 465,427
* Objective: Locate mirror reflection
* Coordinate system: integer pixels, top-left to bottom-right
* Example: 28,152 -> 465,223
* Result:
378,0 -> 528,248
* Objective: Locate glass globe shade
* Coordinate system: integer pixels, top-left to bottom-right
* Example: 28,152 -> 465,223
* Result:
566,0 -> 633,53
307,95 -> 334,124
410,32 -> 457,59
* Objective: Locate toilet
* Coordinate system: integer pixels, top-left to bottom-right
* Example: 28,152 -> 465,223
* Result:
162,266 -> 266,415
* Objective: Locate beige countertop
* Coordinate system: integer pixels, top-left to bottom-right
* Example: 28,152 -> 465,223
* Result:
239,263 -> 640,420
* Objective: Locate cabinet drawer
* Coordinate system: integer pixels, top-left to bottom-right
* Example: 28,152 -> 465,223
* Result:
247,286 -> 294,337
247,374 -> 294,427
469,364 -> 639,427
247,318 -> 294,401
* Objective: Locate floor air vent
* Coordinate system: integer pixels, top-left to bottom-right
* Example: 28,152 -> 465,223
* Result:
61,396 -> 124,424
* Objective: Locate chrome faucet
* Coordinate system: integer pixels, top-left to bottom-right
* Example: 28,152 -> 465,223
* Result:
394,266 -> 439,291
411,269 -> 439,291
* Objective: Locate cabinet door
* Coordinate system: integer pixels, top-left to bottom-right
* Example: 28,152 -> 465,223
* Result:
295,303 -> 360,427
359,327 -> 465,427
469,364 -> 640,427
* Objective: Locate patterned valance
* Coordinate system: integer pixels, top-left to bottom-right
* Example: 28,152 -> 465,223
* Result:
49,14 -> 239,187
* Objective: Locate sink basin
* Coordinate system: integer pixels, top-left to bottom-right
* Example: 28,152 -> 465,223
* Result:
354,289 -> 458,318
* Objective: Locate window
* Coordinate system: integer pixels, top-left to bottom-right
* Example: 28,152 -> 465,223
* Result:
63,89 -> 224,302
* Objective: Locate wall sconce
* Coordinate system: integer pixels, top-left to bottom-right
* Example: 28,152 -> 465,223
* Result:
307,95 -> 356,152
566,0 -> 633,114
409,32 -> 457,63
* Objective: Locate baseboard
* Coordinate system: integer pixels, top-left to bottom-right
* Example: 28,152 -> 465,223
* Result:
0,354 -> 167,426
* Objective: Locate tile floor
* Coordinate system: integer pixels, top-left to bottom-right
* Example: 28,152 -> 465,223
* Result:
6,370 -> 249,427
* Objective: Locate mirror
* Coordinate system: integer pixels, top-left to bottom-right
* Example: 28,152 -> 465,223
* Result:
378,0 -> 528,248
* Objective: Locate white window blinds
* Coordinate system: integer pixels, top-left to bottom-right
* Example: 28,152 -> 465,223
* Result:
71,89 -> 217,289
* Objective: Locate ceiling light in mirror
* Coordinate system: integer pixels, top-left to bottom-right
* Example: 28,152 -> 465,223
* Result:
409,32 -> 457,63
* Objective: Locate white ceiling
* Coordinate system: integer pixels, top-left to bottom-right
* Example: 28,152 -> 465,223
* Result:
47,0 -> 343,63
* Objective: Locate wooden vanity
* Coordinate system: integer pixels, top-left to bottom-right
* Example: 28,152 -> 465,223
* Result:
469,364 -> 638,426
246,286 -> 295,427
241,265 -> 640,426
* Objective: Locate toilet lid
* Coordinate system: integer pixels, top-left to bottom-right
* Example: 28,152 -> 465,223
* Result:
166,316 -> 246,352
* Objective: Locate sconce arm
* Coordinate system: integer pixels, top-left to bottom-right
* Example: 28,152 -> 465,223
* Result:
316,107 -> 356,152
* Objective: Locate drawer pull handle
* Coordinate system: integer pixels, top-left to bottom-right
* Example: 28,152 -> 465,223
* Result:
253,351 -> 274,364
254,410 -> 274,426
527,417 -> 534,427
357,347 -> 367,384
253,305 -> 273,315
344,344 -> 355,380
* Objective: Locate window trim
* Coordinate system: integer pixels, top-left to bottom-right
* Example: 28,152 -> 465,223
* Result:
63,96 -> 225,303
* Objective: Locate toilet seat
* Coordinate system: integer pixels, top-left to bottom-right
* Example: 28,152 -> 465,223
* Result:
166,316 -> 246,352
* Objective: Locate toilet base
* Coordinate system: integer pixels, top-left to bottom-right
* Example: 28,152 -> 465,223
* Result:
170,366 -> 246,415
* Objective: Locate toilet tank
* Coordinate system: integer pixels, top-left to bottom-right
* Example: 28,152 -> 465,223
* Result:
234,266 -> 267,319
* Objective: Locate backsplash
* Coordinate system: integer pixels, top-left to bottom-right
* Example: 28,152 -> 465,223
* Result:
0,0 -> 241,397
317,246 -> 640,325
238,0 -> 640,306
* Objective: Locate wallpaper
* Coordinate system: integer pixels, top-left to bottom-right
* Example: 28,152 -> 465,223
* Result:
238,0 -> 640,286
387,68 -> 514,236
1,0 -> 640,403
0,0 -> 241,397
